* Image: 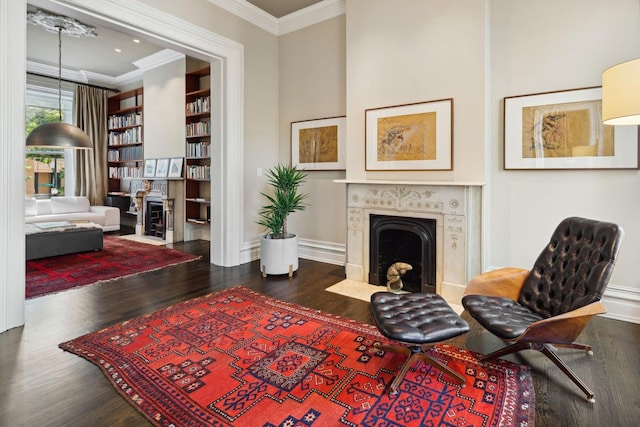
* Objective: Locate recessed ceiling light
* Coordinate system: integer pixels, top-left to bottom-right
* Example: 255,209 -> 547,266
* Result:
133,39 -> 140,43
114,48 -> 122,53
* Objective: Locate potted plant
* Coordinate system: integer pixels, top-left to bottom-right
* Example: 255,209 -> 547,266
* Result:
257,163 -> 308,277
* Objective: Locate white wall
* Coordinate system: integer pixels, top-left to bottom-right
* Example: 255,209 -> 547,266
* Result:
345,0 -> 487,183
143,57 -> 186,158
278,16 -> 347,252
488,0 -> 640,321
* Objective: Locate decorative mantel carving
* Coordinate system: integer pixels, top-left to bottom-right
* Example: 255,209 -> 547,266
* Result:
130,179 -> 175,240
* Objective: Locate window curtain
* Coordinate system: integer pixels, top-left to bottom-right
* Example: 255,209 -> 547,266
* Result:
73,85 -> 109,205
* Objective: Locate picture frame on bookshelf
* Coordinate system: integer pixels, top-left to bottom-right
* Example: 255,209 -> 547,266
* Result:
291,116 -> 346,170
168,157 -> 184,178
155,158 -> 169,178
143,159 -> 156,178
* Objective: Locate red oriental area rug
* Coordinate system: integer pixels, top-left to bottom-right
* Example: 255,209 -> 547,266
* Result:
59,286 -> 535,427
26,236 -> 200,299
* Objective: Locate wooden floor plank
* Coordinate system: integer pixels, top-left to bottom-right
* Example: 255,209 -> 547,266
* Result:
1,239 -> 638,426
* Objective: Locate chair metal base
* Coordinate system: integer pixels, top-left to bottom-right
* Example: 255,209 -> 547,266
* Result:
375,343 -> 465,394
481,341 -> 596,403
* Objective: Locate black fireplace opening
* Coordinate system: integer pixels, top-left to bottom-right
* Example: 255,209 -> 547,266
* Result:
145,200 -> 165,239
369,214 -> 436,293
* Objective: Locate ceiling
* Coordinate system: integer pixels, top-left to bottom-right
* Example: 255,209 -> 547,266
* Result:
26,0 -> 332,85
246,0 -> 324,18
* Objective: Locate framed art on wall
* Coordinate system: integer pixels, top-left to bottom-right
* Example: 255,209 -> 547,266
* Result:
291,116 -> 346,170
365,99 -> 453,171
504,86 -> 639,170
143,159 -> 156,178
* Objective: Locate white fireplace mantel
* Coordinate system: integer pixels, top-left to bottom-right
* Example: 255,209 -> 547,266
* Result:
336,180 -> 484,304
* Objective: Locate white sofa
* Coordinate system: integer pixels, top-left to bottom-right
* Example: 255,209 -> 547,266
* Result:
25,196 -> 120,232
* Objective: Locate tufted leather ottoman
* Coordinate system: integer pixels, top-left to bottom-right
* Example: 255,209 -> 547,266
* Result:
371,292 -> 469,394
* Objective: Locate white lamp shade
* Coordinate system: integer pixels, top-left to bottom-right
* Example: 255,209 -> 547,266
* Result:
602,58 -> 640,125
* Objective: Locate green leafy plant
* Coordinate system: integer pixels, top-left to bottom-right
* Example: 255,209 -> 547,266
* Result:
257,163 -> 308,239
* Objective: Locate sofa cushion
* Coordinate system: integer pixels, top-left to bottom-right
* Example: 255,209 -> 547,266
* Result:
50,196 -> 91,214
25,198 -> 37,217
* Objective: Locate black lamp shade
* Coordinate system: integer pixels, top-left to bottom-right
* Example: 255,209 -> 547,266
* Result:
26,122 -> 92,149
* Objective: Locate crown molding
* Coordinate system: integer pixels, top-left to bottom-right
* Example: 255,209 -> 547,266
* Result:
206,0 -> 278,34
279,0 -> 345,35
28,48 -> 186,88
206,0 -> 345,36
132,48 -> 185,71
26,59 -> 91,83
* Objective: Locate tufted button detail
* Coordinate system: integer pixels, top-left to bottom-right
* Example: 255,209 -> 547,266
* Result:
370,292 -> 469,344
517,217 -> 623,317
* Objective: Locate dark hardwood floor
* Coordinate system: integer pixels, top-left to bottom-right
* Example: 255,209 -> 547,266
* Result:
2,239 -> 639,426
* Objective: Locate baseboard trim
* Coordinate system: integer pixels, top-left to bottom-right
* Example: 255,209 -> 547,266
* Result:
241,237 -> 345,266
600,284 -> 640,324
298,238 -> 345,266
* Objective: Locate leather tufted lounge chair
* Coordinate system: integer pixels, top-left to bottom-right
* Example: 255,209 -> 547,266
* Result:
462,217 -> 623,403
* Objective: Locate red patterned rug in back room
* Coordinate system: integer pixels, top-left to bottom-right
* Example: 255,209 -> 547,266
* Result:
26,235 -> 200,299
59,286 -> 535,427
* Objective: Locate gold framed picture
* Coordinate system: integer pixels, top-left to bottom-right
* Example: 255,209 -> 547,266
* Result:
504,86 -> 639,170
291,116 -> 346,171
365,99 -> 453,171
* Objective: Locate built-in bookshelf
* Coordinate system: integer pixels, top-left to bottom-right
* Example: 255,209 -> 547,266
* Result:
185,66 -> 211,226
107,88 -> 143,192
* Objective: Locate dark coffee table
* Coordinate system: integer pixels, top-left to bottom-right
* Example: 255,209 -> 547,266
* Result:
25,222 -> 103,260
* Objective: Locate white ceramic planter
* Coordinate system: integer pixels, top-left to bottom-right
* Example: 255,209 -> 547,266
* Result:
260,233 -> 299,277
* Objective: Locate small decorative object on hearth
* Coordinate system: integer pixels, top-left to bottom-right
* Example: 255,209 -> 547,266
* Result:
386,262 -> 412,293
257,163 -> 308,278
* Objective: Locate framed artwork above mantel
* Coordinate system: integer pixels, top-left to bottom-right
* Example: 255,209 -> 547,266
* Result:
365,99 -> 453,171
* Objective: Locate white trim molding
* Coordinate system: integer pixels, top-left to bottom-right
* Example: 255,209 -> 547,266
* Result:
298,238 -> 345,266
207,0 -> 345,36
241,238 -> 346,267
1,0 -> 27,333
601,284 -> 640,324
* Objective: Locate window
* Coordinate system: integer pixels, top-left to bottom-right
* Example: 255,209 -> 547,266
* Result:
25,83 -> 75,197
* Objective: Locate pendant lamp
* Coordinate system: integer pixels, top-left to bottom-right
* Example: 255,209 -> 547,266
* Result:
26,10 -> 96,149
